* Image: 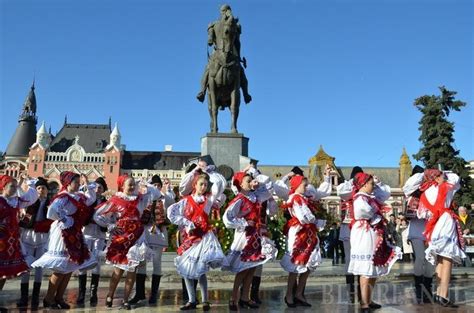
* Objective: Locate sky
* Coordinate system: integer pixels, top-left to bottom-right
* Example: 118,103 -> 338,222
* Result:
1,0 -> 472,168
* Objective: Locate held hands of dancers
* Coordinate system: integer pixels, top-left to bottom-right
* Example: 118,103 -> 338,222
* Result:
108,224 -> 124,235
59,216 -> 74,230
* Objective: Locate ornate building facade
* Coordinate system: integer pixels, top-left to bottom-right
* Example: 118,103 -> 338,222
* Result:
0,84 -> 199,192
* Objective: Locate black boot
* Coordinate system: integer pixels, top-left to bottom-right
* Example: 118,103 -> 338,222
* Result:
31,282 -> 41,309
149,275 -> 161,304
16,283 -> 29,307
182,278 -> 189,304
422,276 -> 433,303
346,274 -> 356,303
414,275 -> 423,304
250,276 -> 262,304
76,274 -> 87,305
356,276 -> 362,304
90,274 -> 100,305
129,273 -> 146,304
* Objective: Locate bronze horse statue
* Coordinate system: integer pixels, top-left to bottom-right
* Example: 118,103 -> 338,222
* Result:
198,8 -> 251,134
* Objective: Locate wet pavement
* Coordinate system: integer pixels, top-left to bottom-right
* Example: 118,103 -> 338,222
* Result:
1,276 -> 473,313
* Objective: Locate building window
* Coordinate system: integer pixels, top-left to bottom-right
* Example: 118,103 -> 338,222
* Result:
110,165 -> 113,173
34,164 -> 38,171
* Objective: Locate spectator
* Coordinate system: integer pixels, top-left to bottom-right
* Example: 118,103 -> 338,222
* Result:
327,223 -> 341,265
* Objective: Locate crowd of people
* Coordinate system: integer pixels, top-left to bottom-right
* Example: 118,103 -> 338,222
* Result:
0,160 -> 470,312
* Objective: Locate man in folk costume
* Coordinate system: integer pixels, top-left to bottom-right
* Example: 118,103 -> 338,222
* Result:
417,169 -> 465,307
0,174 -> 38,287
402,165 -> 435,304
17,177 -> 53,308
348,172 -> 401,312
31,171 -> 97,309
223,165 -> 278,311
94,174 -> 161,310
76,177 -> 108,305
276,166 -> 332,307
336,166 -> 364,303
129,174 -> 175,305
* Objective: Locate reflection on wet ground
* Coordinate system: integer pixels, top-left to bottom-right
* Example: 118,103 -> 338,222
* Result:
1,277 -> 473,312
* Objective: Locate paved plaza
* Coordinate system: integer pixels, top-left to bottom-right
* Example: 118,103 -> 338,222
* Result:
1,256 -> 473,312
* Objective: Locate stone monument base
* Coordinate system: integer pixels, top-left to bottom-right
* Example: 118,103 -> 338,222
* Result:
201,133 -> 255,177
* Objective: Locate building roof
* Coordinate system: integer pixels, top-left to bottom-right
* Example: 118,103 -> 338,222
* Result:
122,151 -> 200,170
258,165 -> 400,187
50,123 -> 111,153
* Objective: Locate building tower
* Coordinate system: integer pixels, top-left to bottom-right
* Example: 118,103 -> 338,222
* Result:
4,82 -> 38,159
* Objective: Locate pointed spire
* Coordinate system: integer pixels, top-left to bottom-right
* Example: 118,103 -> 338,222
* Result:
64,115 -> 68,125
48,126 -> 52,135
107,122 -> 122,150
34,121 -> 50,149
108,116 -> 112,129
111,122 -> 121,136
38,121 -> 47,134
22,80 -> 37,115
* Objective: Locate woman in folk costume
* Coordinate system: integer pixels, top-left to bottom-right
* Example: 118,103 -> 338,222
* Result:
129,175 -> 175,305
336,166 -> 364,303
93,174 -> 161,310
0,175 -> 38,289
278,166 -> 332,308
348,172 -> 401,313
402,165 -> 435,304
223,166 -> 277,311
176,160 -> 227,306
167,168 -> 225,311
417,169 -> 464,307
32,171 -> 97,309
17,177 -> 53,308
76,177 -> 108,306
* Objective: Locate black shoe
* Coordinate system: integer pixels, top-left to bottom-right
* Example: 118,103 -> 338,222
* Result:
284,296 -> 297,308
243,94 -> 252,104
121,302 -> 132,310
437,296 -> 458,308
196,92 -> 205,102
17,283 -> 29,307
43,299 -> 54,308
228,300 -> 238,311
369,302 -> 382,309
31,282 -> 41,309
76,274 -> 87,304
202,302 -> 211,311
55,300 -> 71,310
106,296 -> 113,308
129,273 -> 147,304
149,274 -> 161,304
239,299 -> 259,309
294,297 -> 312,307
250,276 -> 262,305
90,274 -> 100,305
180,302 -> 197,310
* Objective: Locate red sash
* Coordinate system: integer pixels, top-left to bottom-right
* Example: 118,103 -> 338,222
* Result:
353,194 -> 396,267
103,195 -> 144,265
229,194 -> 265,262
341,199 -> 354,223
53,193 -> 91,265
420,183 -> 465,250
0,197 -> 29,279
177,195 -> 210,255
283,194 -> 319,265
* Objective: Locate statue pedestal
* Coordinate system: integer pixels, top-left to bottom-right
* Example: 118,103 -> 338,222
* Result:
201,133 -> 254,176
